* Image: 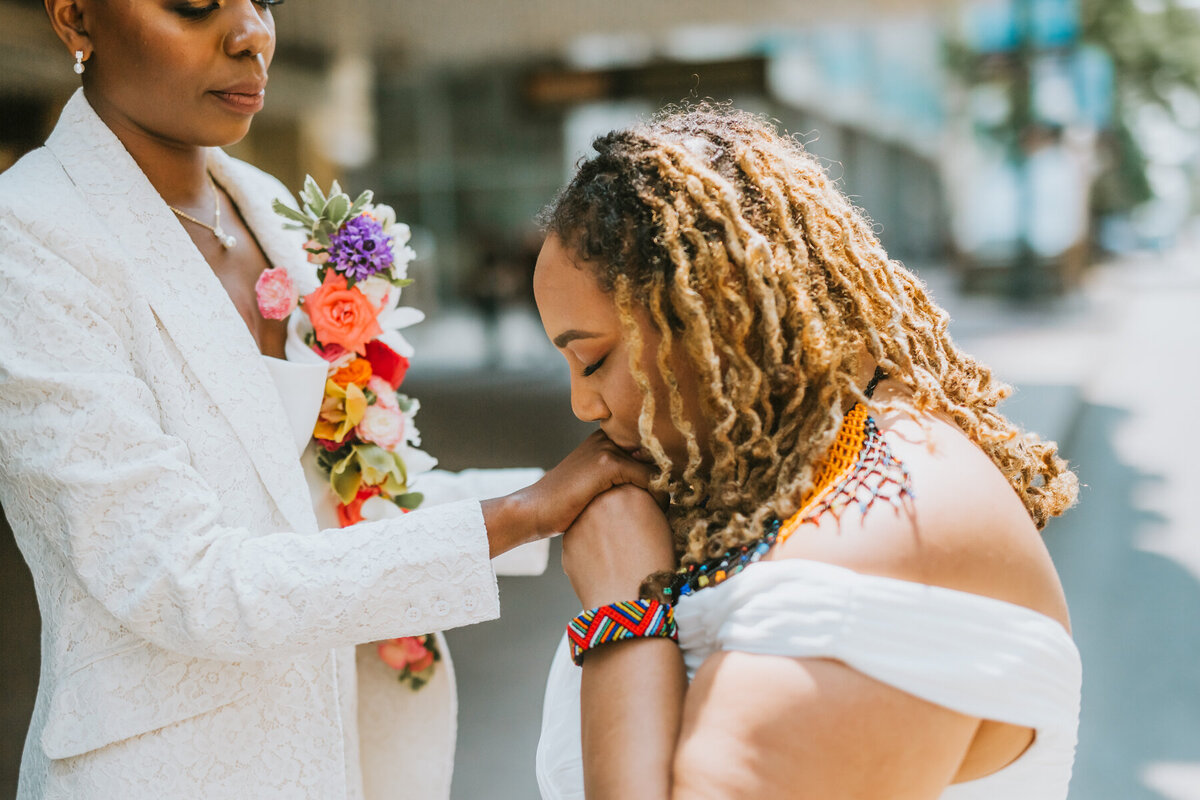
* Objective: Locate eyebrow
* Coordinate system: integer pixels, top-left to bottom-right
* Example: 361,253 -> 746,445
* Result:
552,330 -> 602,349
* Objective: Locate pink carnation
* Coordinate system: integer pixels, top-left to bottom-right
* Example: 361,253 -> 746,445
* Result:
255,267 -> 299,320
367,376 -> 399,410
357,405 -> 405,450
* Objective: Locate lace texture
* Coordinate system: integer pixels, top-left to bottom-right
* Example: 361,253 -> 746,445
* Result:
0,90 -> 502,799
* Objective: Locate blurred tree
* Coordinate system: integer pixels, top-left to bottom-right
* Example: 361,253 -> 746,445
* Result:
1083,0 -> 1200,214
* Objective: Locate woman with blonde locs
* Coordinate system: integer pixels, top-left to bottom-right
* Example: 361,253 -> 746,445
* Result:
0,1 -> 657,797
534,104 -> 1081,800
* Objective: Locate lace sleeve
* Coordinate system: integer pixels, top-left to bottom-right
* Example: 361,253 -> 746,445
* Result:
0,220 -> 500,662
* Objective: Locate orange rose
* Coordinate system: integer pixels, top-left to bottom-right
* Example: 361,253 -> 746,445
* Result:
302,271 -> 383,356
331,357 -> 373,388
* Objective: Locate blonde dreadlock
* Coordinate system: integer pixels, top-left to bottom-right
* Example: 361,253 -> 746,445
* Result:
541,104 -> 1078,594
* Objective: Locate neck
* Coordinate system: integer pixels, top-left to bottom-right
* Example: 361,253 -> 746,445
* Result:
83,87 -> 212,211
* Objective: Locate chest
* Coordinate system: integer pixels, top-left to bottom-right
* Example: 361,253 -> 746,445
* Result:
179,190 -> 288,359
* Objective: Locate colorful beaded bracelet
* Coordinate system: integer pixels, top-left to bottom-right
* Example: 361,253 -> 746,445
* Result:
567,599 -> 678,666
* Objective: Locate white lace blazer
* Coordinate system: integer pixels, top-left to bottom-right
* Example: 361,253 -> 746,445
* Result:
0,90 -> 505,799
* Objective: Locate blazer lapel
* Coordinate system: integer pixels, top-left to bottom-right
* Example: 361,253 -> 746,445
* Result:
45,90 -> 317,535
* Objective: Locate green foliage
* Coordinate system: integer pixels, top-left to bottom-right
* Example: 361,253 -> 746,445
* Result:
1082,0 -> 1200,213
272,174 -> 375,240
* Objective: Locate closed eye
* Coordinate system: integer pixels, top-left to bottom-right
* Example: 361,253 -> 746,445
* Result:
176,1 -> 282,20
176,2 -> 220,18
581,356 -> 607,377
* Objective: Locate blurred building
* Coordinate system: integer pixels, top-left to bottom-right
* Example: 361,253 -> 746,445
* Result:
10,1 -> 1188,302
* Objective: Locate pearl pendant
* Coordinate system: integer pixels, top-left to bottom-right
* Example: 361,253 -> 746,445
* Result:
214,227 -> 236,250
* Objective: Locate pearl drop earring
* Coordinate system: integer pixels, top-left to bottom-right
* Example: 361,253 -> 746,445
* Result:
74,50 -> 85,75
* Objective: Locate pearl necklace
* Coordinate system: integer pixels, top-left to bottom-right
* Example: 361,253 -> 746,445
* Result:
168,173 -> 237,250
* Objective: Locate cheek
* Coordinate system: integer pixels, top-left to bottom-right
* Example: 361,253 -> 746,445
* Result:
610,363 -> 646,428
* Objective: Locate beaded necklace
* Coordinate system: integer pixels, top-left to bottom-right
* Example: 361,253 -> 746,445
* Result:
664,369 -> 912,602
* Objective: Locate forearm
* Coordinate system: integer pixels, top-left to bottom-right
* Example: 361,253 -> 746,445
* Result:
580,637 -> 687,800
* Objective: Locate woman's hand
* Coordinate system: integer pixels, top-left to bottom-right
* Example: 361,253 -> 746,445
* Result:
481,431 -> 658,558
562,484 -> 674,608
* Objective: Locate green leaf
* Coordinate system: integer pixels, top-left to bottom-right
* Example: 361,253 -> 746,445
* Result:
273,199 -> 315,227
391,492 -> 424,510
348,190 -> 374,219
302,175 -> 327,215
315,219 -> 337,247
325,194 -> 351,228
355,444 -> 407,488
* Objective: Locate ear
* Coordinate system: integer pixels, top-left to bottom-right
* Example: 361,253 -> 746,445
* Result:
44,0 -> 92,61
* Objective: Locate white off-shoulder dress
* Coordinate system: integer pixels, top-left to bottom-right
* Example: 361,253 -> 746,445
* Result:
536,558 -> 1082,800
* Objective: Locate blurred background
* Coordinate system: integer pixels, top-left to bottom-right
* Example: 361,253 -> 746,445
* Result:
1,0 -> 1198,797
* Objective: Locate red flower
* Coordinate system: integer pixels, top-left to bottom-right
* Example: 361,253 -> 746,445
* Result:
364,339 -> 410,390
312,341 -> 348,363
335,484 -> 382,527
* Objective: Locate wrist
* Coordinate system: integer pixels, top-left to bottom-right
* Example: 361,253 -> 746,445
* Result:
567,599 -> 678,666
481,492 -> 536,558
577,579 -> 650,610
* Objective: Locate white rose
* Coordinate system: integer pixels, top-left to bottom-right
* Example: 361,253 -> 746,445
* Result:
357,405 -> 406,451
357,275 -> 394,310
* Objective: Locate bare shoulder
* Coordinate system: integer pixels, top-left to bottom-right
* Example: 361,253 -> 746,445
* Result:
769,398 -> 1071,631
669,399 -> 1073,798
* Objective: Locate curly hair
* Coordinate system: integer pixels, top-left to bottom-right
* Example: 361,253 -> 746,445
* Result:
540,104 -> 1078,593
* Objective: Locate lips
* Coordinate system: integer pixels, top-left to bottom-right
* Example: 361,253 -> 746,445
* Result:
618,442 -> 654,463
210,80 -> 267,113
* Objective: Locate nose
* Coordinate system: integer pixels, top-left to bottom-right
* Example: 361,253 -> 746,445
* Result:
224,0 -> 275,61
569,374 -> 609,424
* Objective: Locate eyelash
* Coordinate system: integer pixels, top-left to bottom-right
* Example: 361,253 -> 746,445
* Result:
581,356 -> 607,378
176,0 -> 283,20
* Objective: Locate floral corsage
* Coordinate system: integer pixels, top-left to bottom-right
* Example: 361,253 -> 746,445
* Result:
267,176 -> 439,689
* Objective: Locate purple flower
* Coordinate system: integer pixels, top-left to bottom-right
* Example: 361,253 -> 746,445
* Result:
328,214 -> 395,282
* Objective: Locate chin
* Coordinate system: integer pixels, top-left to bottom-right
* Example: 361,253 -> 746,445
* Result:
194,119 -> 255,149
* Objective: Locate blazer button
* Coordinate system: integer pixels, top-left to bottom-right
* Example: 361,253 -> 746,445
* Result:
464,596 -> 477,611
405,608 -> 421,623
434,600 -> 450,616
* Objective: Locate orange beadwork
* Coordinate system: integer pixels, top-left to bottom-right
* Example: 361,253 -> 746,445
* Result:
777,403 -> 870,545
666,400 -> 912,602
777,403 -> 910,546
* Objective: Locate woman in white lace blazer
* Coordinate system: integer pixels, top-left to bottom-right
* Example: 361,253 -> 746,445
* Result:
0,3 -> 650,798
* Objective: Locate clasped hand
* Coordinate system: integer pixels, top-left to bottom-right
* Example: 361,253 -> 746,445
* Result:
562,483 -> 675,610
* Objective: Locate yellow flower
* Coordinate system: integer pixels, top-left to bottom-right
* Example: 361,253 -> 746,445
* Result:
313,379 -> 367,443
